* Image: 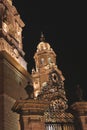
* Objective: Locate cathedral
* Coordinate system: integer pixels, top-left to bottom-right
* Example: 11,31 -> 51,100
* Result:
0,0 -> 87,130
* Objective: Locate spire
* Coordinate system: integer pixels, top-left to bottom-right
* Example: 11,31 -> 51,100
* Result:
40,32 -> 45,42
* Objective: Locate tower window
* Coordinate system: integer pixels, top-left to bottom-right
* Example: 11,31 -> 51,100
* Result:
40,58 -> 44,65
48,57 -> 52,64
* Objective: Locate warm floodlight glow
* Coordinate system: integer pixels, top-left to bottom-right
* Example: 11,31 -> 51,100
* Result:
3,22 -> 8,33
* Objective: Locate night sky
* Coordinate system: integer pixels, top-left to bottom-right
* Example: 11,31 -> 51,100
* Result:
13,1 -> 87,105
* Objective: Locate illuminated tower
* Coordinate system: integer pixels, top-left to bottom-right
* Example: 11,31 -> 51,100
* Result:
32,33 -> 58,96
32,33 -> 75,129
32,33 -> 66,104
0,0 -> 31,130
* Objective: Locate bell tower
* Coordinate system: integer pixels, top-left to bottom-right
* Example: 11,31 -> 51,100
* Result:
32,33 -> 68,110
32,33 -> 75,126
32,33 -> 65,97
34,33 -> 56,70
0,1 -> 31,130
32,33 -> 58,96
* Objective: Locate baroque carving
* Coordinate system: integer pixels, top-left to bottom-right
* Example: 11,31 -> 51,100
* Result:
0,1 -> 24,51
0,38 -> 27,69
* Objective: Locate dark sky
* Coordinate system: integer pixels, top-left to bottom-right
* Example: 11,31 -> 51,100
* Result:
13,1 -> 87,105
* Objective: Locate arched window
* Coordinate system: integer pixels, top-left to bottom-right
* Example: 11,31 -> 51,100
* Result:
40,58 -> 44,65
48,57 -> 52,64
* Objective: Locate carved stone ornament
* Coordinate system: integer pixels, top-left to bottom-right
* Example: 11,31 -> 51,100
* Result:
0,38 -> 27,70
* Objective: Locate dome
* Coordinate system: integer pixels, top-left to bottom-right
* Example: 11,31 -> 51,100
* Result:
37,41 -> 51,51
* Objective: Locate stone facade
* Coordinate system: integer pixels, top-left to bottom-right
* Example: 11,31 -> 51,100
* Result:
0,51 -> 31,130
71,102 -> 87,130
0,1 -> 32,130
0,0 -> 27,70
12,99 -> 49,130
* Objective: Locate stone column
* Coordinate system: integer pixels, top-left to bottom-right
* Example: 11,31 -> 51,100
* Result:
12,99 -> 49,130
71,102 -> 87,130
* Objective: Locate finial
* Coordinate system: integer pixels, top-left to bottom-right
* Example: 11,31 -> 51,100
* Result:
40,32 -> 45,42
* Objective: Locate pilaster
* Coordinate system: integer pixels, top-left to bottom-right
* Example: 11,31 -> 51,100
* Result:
12,99 -> 49,130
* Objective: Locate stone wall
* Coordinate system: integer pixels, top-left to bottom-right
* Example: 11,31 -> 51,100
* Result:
0,51 -> 32,130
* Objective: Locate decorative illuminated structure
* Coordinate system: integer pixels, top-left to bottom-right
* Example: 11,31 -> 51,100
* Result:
1,1 -> 87,130
0,0 -> 27,69
32,33 -> 75,129
0,1 -> 31,130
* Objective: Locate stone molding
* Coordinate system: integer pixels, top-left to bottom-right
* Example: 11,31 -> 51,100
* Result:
0,38 -> 27,70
